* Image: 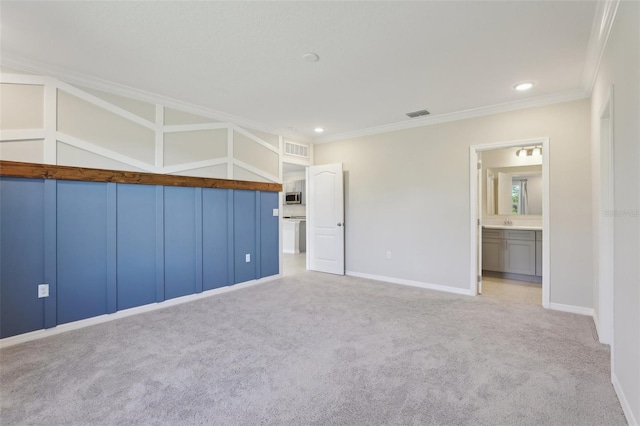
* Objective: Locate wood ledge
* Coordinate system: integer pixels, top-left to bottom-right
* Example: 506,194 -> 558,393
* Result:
0,161 -> 282,192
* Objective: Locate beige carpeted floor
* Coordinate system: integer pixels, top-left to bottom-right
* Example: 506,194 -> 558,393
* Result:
0,272 -> 626,425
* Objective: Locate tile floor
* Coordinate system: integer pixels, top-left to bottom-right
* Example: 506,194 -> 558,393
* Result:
282,252 -> 306,276
481,275 -> 542,305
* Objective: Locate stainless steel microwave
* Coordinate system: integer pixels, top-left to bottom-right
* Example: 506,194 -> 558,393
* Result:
285,192 -> 302,204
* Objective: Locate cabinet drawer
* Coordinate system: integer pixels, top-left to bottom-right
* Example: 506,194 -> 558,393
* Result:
482,228 -> 503,239
504,230 -> 535,241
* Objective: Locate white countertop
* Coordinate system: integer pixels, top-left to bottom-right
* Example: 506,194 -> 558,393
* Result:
483,225 -> 542,231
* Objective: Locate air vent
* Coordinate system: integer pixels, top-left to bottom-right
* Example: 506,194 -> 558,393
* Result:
285,141 -> 309,158
406,109 -> 430,118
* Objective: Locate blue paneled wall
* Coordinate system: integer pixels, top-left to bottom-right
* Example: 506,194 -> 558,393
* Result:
0,178 -> 280,338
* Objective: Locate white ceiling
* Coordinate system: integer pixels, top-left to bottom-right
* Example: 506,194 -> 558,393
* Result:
0,1 -> 598,142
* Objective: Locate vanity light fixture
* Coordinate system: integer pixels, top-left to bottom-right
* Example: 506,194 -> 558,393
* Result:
314,127 -> 325,133
514,82 -> 534,91
515,146 -> 543,157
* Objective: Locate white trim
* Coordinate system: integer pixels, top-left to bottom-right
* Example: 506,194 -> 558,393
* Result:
163,157 -> 229,174
232,158 -> 280,183
582,0 -> 621,95
163,123 -> 229,133
592,312 -> 601,341
548,302 -> 594,317
0,275 -> 280,349
232,125 -> 280,154
0,129 -> 45,142
43,77 -> 57,163
469,138 -> 550,309
0,73 -> 46,85
316,90 -> 587,144
56,80 -> 156,131
613,373 -> 639,426
57,132 -> 158,173
155,105 -> 164,168
346,271 -> 474,296
0,56 -> 315,143
227,127 -> 234,179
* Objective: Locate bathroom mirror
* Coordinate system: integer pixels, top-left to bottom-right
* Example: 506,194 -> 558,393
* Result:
485,165 -> 542,216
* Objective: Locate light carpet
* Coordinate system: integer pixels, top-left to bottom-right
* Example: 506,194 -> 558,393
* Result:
0,272 -> 626,425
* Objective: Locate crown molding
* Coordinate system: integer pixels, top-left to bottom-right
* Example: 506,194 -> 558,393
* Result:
0,54 -> 311,144
581,0 -> 621,96
315,88 -> 589,144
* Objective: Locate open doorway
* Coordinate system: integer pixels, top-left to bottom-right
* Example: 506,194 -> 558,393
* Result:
470,138 -> 550,308
281,162 -> 307,276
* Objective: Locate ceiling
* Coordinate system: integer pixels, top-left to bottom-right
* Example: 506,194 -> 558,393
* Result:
0,1 -> 599,142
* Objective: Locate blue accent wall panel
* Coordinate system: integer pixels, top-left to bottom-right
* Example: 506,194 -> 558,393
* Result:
117,184 -> 157,310
0,178 -> 45,338
202,188 -> 229,290
43,179 -> 57,329
57,181 -> 108,325
260,191 -> 280,278
164,186 -> 197,300
233,190 -> 256,284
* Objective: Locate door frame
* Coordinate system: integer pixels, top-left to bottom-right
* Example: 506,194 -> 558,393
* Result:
469,137 -> 550,308
595,86 -> 614,347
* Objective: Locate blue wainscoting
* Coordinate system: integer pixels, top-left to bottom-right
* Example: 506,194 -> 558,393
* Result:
0,177 -> 280,339
57,181 -> 110,325
116,184 -> 158,310
0,178 -> 45,338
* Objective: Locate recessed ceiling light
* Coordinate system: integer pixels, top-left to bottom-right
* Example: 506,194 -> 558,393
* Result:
303,53 -> 320,62
314,127 -> 324,133
514,82 -> 534,91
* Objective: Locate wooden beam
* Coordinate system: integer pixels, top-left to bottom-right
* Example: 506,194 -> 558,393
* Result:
0,161 -> 282,192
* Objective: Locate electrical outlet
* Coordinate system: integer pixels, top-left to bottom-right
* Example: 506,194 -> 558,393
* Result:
245,253 -> 251,263
38,284 -> 49,298
272,208 -> 279,217
386,251 -> 392,260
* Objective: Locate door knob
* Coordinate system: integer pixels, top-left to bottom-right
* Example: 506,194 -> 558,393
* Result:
337,223 -> 343,226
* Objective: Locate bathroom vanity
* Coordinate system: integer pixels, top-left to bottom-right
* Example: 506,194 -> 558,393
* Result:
482,226 -> 542,282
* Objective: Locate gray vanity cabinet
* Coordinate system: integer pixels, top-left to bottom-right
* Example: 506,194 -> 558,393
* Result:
482,228 -> 503,272
482,228 -> 539,277
535,231 -> 542,276
504,236 -> 536,275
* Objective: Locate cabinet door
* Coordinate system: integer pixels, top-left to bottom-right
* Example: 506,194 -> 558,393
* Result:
535,240 -> 542,276
482,238 -> 504,272
505,240 -> 536,275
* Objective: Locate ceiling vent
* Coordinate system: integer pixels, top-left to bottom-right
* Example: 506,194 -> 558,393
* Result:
285,141 -> 309,158
406,109 -> 430,118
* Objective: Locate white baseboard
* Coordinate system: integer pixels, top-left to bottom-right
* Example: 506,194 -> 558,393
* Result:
346,271 -> 474,296
612,372 -> 638,426
548,302 -> 594,316
0,274 -> 281,349
592,312 -> 604,341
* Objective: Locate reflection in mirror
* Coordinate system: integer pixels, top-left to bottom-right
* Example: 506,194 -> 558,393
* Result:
487,165 -> 542,216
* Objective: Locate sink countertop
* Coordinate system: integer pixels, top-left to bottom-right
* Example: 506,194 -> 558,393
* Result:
483,225 -> 542,231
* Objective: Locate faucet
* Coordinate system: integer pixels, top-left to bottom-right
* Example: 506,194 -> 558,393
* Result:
504,216 -> 513,226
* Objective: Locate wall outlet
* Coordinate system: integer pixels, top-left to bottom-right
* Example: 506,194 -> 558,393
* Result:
245,253 -> 251,263
38,284 -> 49,298
386,251 -> 392,260
272,208 -> 279,217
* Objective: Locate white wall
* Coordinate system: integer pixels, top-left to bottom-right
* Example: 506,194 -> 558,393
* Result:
315,99 -> 591,307
590,1 -> 639,423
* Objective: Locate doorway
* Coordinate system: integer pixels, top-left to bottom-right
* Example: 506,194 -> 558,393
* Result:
281,162 -> 307,276
470,138 -> 550,308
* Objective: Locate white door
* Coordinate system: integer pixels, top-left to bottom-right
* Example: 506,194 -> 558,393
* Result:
307,163 -> 345,275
